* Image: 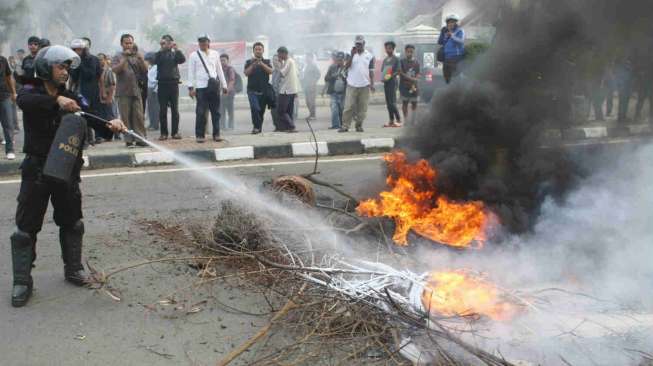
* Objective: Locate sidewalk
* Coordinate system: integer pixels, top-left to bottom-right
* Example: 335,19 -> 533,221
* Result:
1,103 -> 652,177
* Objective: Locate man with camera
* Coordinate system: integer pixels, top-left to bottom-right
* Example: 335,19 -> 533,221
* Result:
188,35 -> 227,143
244,42 -> 273,134
112,34 -> 148,147
340,35 -> 375,133
154,35 -> 186,140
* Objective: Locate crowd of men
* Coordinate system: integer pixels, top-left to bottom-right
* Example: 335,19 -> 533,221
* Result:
2,13 -> 652,161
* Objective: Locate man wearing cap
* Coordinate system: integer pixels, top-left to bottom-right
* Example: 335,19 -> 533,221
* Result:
438,14 -> 465,84
188,35 -> 227,143
340,35 -> 375,133
324,52 -> 347,129
70,38 -> 105,144
154,34 -> 186,140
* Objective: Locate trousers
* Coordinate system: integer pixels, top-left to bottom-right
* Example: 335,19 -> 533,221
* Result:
342,86 -> 370,129
277,94 -> 296,131
219,94 -> 235,130
158,83 -> 180,136
16,155 -> 82,235
329,93 -> 345,128
383,79 -> 401,122
116,96 -> 145,143
195,87 -> 221,138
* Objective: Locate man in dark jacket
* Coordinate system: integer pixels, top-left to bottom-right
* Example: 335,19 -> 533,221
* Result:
70,38 -> 105,143
154,34 -> 186,140
324,52 -> 347,129
12,45 -> 126,307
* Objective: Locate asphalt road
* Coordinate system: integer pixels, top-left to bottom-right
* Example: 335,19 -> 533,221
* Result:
0,155 -> 387,366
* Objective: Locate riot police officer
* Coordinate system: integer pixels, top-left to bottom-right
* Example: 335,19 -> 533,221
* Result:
11,45 -> 126,307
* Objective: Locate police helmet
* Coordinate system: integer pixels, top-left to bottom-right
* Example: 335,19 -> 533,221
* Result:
34,45 -> 81,81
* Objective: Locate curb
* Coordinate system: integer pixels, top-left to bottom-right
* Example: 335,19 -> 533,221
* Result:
0,137 -> 396,177
1,126 -> 651,177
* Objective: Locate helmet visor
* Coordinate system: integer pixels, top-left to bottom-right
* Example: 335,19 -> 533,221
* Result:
36,45 -> 81,69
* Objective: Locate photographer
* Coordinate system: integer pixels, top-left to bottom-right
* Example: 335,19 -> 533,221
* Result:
111,34 -> 147,147
154,35 -> 186,140
244,42 -> 273,134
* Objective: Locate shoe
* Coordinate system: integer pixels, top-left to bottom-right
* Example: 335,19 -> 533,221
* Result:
356,127 -> 364,132
60,221 -> 89,287
12,284 -> 32,307
328,126 -> 339,130
158,135 -> 168,141
171,134 -> 182,140
11,230 -> 34,307
251,128 -> 261,134
213,136 -> 224,142
147,126 -> 158,131
135,141 -> 148,147
196,137 -> 206,143
7,152 -> 16,160
95,137 -> 104,144
125,142 -> 134,147
338,128 -> 349,133
114,134 -> 122,141
287,129 -> 298,133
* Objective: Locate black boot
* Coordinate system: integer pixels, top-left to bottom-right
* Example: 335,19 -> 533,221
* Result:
60,220 -> 89,286
11,230 -> 34,307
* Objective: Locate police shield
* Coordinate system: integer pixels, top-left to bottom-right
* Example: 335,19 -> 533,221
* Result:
43,114 -> 87,183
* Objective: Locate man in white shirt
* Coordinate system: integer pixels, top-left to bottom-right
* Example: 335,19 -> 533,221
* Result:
275,46 -> 300,132
340,35 -> 375,133
188,35 -> 227,143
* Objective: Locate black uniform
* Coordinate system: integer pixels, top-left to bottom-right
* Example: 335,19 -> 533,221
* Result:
16,84 -> 110,233
11,84 -> 110,299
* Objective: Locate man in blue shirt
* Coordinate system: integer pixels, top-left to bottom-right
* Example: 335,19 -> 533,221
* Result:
438,14 -> 465,84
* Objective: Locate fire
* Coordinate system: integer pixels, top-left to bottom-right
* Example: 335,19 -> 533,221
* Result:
357,151 -> 488,248
421,270 -> 517,321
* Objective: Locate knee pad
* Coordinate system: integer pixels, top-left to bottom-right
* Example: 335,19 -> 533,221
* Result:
11,230 -> 33,248
69,220 -> 85,235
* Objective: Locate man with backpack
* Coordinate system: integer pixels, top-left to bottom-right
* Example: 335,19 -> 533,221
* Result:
219,53 -> 241,131
438,14 -> 465,84
188,35 -> 227,143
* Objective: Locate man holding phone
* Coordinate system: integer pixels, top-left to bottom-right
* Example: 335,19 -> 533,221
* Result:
340,35 -> 375,133
244,42 -> 273,134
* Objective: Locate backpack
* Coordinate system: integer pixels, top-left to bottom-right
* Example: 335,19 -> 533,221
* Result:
234,72 -> 244,93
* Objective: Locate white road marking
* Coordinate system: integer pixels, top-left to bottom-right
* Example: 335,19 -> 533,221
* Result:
0,155 -> 383,185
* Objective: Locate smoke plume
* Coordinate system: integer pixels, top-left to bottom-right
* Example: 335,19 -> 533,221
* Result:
401,0 -> 653,233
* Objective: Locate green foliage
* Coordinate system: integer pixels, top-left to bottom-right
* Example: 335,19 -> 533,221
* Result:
465,42 -> 490,63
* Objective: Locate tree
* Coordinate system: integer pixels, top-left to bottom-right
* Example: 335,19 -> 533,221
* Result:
0,0 -> 27,45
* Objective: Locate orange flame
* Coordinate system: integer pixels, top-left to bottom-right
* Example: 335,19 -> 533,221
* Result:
421,271 -> 517,321
357,151 -> 488,248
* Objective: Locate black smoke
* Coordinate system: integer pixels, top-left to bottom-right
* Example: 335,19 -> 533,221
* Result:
400,0 -> 653,232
